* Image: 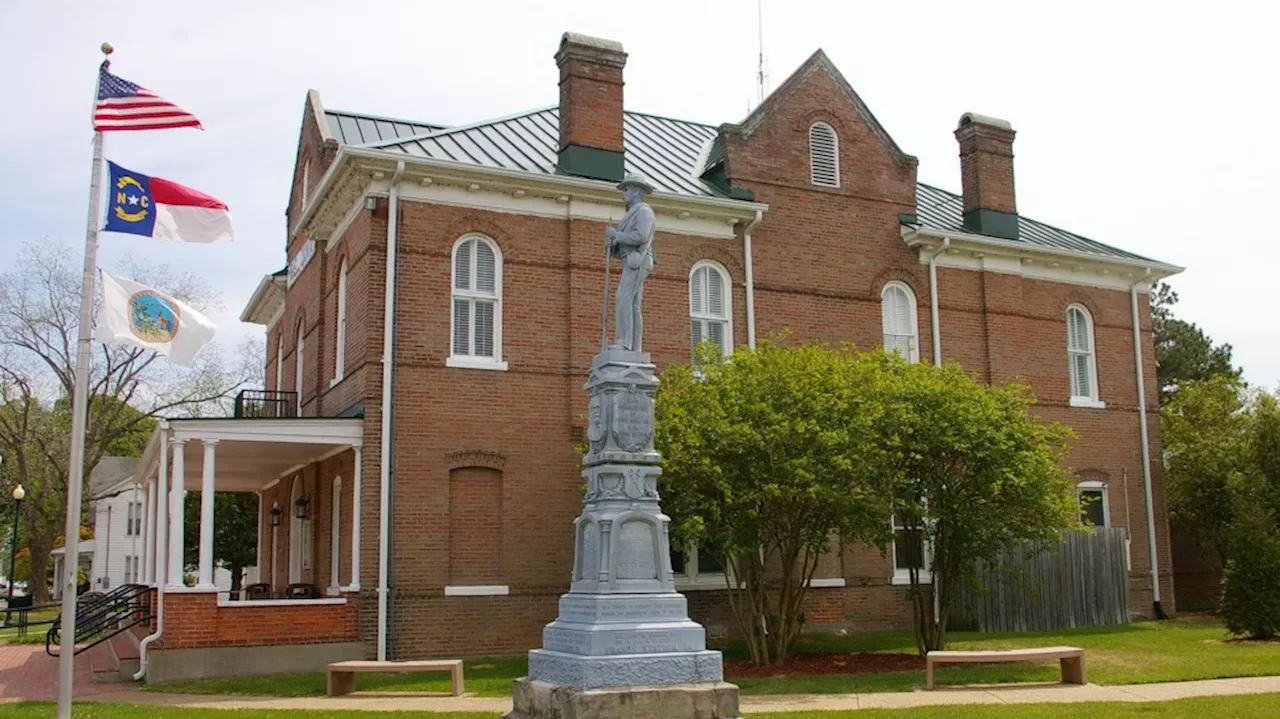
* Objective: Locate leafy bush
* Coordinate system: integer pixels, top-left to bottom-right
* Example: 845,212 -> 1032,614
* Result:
1220,495 -> 1280,640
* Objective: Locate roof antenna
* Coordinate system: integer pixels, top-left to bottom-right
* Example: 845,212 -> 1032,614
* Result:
756,0 -> 768,105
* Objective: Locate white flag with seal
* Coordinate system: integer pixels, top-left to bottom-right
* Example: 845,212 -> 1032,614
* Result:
96,270 -> 217,366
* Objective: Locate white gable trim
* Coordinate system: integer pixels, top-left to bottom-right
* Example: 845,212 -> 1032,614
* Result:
903,226 -> 1183,292
296,146 -> 766,243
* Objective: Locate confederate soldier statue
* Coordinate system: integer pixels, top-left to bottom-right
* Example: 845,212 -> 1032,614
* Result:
606,173 -> 657,352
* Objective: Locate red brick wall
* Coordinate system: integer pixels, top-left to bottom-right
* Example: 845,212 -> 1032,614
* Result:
159,591 -> 358,650
266,51 -> 1174,658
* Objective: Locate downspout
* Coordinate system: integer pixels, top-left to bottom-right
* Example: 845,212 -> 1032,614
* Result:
926,236 -> 950,367
743,211 -> 763,349
1130,269 -> 1167,619
923,235 -> 948,629
377,160 -> 405,661
135,421 -> 169,681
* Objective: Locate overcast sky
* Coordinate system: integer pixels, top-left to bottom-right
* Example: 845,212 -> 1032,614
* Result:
2,0 -> 1276,388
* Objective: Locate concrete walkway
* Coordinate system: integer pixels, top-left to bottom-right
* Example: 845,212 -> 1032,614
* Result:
73,675 -> 1280,713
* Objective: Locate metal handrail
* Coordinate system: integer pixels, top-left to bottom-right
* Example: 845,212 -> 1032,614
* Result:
46,584 -> 154,657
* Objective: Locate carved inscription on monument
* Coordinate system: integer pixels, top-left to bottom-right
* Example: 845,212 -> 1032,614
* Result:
611,389 -> 653,453
580,522 -> 599,581
615,520 -> 658,580
587,395 -> 608,454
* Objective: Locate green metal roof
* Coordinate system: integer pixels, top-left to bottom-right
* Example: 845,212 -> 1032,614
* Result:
325,109 -> 444,146
326,104 -> 1159,264
369,107 -> 726,198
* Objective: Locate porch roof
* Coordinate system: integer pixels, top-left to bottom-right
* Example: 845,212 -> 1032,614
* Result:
136,418 -> 364,493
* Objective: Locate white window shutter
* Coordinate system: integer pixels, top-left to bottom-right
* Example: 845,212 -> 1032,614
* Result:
708,270 -> 724,317
809,122 -> 840,187
454,239 -> 472,291
453,298 -> 470,355
690,266 -> 706,314
475,241 -> 496,294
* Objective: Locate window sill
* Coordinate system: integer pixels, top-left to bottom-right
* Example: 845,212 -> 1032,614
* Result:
446,356 -> 509,371
444,584 -> 509,596
674,575 -> 728,592
329,375 -> 345,388
1069,397 -> 1107,409
806,577 -> 847,588
890,573 -> 932,586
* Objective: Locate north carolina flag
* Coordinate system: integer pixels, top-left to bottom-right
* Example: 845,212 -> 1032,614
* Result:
103,161 -> 233,243
96,270 -> 218,366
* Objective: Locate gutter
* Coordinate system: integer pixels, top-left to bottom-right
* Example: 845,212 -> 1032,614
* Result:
905,226 -> 1184,277
925,237 -> 950,366
377,160 -> 405,661
1129,269 -> 1167,619
135,421 -> 169,681
743,210 -> 763,349
293,146 -> 767,242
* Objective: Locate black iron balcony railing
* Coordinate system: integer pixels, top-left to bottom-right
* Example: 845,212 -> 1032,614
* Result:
234,389 -> 299,418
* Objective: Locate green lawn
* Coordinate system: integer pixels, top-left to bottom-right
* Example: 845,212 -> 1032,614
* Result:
144,616 -> 1280,699
6,695 -> 1280,718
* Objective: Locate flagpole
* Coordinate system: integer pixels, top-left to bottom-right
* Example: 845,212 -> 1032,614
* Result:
56,42 -> 112,719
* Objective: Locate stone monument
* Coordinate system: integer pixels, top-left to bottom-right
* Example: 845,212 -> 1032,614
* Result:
505,175 -> 741,718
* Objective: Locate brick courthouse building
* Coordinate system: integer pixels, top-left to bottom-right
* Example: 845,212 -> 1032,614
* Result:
238,32 -> 1183,659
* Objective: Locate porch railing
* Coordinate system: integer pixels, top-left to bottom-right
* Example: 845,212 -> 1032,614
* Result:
234,389 -> 299,418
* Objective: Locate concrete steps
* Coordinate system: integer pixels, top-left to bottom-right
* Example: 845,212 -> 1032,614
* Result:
85,628 -> 143,684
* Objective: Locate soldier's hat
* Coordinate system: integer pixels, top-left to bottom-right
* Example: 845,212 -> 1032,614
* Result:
616,173 -> 655,194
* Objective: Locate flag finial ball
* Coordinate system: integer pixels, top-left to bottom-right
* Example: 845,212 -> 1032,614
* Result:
101,42 -> 113,55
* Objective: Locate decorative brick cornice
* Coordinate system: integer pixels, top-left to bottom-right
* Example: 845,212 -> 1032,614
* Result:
445,449 -> 507,472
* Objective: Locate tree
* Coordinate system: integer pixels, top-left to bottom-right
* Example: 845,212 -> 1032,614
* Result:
1162,375 -> 1253,564
1151,281 -> 1240,404
0,239 -> 250,604
655,340 -> 895,666
876,359 -> 1078,654
183,492 -> 260,596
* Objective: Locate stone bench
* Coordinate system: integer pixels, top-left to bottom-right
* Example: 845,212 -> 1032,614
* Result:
925,646 -> 1086,689
326,659 -> 464,696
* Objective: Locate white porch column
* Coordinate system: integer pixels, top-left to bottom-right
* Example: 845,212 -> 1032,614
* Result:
142,478 -> 154,584
168,438 -> 187,586
350,447 -> 362,591
197,439 -> 219,589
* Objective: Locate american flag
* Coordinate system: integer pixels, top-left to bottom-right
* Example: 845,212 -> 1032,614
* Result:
93,66 -> 202,132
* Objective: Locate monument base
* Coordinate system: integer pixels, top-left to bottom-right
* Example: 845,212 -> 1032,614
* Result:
504,677 -> 741,719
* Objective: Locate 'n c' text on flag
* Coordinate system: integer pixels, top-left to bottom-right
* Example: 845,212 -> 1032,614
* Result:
94,67 -> 202,131
103,161 -> 233,243
96,270 -> 218,366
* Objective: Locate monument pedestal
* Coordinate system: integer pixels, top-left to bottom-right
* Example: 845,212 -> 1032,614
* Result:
505,350 -> 740,719
507,678 -> 740,719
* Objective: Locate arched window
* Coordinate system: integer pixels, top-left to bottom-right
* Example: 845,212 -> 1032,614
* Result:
334,260 -> 348,382
809,122 -> 840,188
294,321 -> 304,415
449,235 -> 505,369
881,282 -> 919,363
1066,305 -> 1099,404
274,334 -> 283,393
289,477 -> 309,584
689,261 -> 733,356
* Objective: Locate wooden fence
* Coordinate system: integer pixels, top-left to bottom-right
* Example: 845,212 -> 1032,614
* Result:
949,528 -> 1131,633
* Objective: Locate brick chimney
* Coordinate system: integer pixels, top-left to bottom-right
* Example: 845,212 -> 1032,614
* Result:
555,32 -> 627,182
955,113 -> 1018,240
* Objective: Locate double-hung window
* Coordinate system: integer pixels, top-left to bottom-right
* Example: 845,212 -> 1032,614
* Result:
449,235 -> 506,370
689,261 -> 732,356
